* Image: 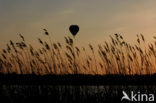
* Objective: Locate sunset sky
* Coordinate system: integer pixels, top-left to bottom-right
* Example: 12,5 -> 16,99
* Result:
1,0 -> 156,48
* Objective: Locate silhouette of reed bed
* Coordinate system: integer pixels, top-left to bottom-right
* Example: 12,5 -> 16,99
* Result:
1,74 -> 156,85
1,30 -> 156,75
1,30 -> 156,102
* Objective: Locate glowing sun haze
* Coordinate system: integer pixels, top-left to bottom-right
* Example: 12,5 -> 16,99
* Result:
0,0 -> 156,48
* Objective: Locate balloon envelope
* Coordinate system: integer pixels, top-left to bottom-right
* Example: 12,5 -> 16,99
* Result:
69,25 -> 79,37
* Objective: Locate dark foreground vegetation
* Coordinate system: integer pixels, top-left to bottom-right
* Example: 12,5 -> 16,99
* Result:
1,30 -> 156,102
0,74 -> 156,85
1,32 -> 156,75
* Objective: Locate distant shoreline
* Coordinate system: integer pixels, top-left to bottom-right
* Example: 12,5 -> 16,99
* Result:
0,73 -> 156,85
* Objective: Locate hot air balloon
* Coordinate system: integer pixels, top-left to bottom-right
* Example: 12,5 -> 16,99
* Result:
69,25 -> 79,37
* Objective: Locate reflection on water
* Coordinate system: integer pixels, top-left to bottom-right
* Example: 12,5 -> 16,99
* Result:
0,85 -> 156,102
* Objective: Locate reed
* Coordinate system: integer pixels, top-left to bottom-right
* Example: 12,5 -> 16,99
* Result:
0,32 -> 156,75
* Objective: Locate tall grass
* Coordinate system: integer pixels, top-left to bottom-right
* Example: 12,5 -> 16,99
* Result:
0,31 -> 156,75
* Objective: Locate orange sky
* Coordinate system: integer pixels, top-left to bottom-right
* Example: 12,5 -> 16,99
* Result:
1,0 -> 156,48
